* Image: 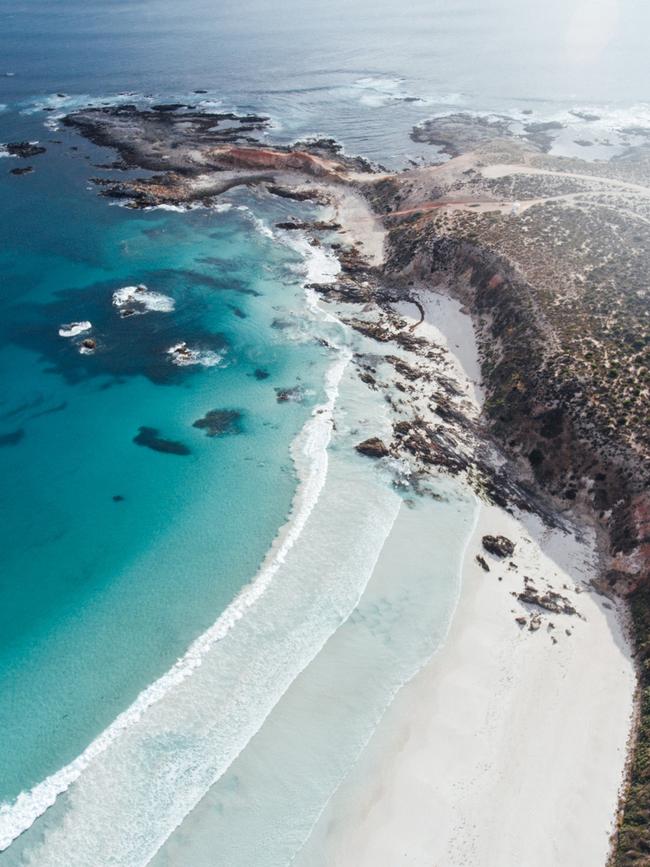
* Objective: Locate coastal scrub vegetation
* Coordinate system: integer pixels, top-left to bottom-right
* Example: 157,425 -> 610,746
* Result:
614,585 -> 650,867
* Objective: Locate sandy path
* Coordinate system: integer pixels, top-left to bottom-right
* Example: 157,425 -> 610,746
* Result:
481,162 -> 650,196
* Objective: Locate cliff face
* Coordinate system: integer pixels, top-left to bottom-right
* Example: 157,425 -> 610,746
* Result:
369,140 -> 650,596
386,226 -> 648,594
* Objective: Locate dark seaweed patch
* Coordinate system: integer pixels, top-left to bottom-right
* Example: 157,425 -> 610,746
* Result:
195,256 -> 244,272
192,409 -> 243,437
133,426 -> 190,455
1,396 -> 44,420
0,429 -> 25,447
174,269 -> 260,296
28,401 -> 68,421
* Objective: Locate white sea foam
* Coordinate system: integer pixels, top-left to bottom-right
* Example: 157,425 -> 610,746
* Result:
351,75 -> 463,109
150,203 -> 191,213
140,201 -> 228,213
195,99 -> 224,112
58,321 -> 92,338
112,284 -> 175,314
166,342 -> 223,368
236,204 -> 275,239
352,75 -> 413,107
423,91 -> 466,106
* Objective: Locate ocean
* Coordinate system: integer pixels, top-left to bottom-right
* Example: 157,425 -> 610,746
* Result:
0,0 -> 648,863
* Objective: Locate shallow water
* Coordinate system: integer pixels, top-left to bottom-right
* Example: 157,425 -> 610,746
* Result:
0,151 -> 330,808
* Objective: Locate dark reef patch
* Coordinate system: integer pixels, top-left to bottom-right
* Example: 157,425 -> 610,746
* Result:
5,142 -> 46,158
3,277 -> 228,386
133,426 -> 190,455
192,409 -> 243,437
275,385 -> 305,403
1,396 -> 44,420
175,268 -> 260,296
0,428 -> 25,447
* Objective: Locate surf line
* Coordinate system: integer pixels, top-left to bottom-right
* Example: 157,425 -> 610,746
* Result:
0,223 -> 350,853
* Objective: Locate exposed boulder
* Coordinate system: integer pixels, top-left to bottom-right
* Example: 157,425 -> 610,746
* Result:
482,534 -> 515,558
517,586 -> 578,616
355,437 -> 390,458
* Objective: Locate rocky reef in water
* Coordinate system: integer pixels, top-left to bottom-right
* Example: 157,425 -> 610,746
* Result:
192,409 -> 243,437
133,426 -> 190,455
62,104 -> 373,208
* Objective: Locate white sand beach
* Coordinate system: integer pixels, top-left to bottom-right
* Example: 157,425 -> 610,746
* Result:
294,295 -> 637,867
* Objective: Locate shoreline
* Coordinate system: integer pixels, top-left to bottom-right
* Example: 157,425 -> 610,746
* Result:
296,498 -> 636,867
289,192 -> 639,867
0,215 -> 352,855
10,101 -> 643,864
293,294 -> 637,867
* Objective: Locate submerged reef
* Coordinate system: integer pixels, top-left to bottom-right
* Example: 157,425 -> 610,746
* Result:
133,426 -> 191,456
192,409 -> 243,437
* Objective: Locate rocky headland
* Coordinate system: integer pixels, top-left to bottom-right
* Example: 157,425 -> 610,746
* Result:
62,103 -> 649,863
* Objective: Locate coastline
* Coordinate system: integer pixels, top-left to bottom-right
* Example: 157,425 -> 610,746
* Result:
294,297 -> 637,867
0,217 -> 353,855
4,99 -> 643,865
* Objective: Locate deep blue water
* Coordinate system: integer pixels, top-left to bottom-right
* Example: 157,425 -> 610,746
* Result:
3,0 -> 650,166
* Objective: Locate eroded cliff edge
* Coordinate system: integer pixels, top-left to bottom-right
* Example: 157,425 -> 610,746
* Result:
368,134 -> 649,598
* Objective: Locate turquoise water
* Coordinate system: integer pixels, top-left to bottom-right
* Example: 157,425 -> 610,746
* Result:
0,122 -> 331,803
1,0 -> 648,863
